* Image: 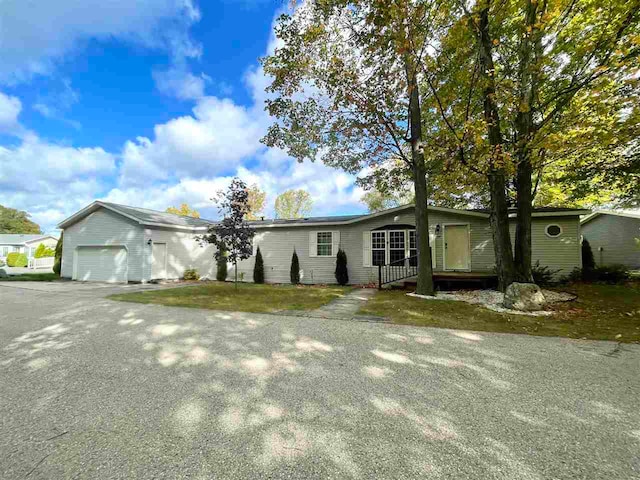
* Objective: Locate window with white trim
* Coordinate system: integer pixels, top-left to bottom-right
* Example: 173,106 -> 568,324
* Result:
1,246 -> 8,256
409,230 -> 417,266
371,231 -> 386,266
316,231 -> 333,256
545,224 -> 562,238
389,231 -> 406,264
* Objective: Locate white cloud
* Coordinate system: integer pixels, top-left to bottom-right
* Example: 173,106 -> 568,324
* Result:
0,91 -> 23,133
153,68 -> 210,100
119,96 -> 265,185
0,0 -> 201,84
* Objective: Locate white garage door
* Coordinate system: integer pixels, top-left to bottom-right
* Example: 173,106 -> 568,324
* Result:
75,246 -> 128,283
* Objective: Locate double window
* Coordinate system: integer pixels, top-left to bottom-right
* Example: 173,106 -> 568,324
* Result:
317,232 -> 333,256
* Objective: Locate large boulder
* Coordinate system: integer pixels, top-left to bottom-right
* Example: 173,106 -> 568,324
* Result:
503,282 -> 546,311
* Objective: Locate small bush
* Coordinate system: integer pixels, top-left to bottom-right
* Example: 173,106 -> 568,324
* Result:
216,246 -> 228,281
34,243 -> 55,258
183,268 -> 199,280
253,246 -> 265,284
562,264 -> 630,284
6,252 -> 28,267
53,233 -> 63,276
290,249 -> 300,284
531,261 -> 560,286
581,238 -> 596,270
335,248 -> 348,285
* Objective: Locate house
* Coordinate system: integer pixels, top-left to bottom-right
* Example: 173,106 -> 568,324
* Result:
57,201 -> 588,284
580,210 -> 640,269
0,234 -> 59,261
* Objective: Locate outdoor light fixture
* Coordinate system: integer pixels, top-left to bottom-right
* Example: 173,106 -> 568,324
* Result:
147,239 -> 153,246
435,224 -> 441,235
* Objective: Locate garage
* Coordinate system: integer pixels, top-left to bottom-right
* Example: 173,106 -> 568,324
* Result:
74,246 -> 128,283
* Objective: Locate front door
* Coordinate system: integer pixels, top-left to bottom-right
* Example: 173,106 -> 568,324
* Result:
151,243 -> 167,279
444,225 -> 470,270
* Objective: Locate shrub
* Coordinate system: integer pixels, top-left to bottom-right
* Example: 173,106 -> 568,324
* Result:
183,268 -> 199,280
253,246 -> 265,284
531,261 -> 560,286
6,252 -> 28,267
581,238 -> 596,270
53,233 -> 63,276
34,243 -> 55,258
290,249 -> 300,284
216,246 -> 228,281
591,264 -> 630,284
335,248 -> 348,285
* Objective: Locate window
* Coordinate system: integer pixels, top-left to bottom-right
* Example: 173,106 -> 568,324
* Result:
317,232 -> 333,256
545,224 -> 562,238
389,231 -> 406,264
371,231 -> 386,266
409,230 -> 417,266
1,246 -> 8,257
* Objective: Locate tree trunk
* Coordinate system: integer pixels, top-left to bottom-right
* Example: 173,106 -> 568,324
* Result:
477,0 -> 516,291
513,0 -> 541,283
404,51 -> 435,296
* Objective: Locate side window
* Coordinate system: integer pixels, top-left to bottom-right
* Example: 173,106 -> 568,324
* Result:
317,232 -> 333,256
545,224 -> 562,238
409,230 -> 417,266
371,231 -> 386,266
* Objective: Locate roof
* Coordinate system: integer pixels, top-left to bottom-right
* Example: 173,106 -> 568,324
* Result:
58,201 -> 589,231
57,201 -> 214,230
581,209 -> 640,225
0,234 -> 57,245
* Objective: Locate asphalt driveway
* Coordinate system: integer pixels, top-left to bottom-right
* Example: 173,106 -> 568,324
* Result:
1,282 -> 639,479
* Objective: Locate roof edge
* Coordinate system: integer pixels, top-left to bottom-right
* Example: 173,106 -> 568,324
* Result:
581,209 -> 640,225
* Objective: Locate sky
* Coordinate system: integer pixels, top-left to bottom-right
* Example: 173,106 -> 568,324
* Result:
0,0 -> 365,234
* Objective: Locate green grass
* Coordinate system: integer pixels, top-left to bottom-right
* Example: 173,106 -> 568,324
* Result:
0,272 -> 60,281
359,282 -> 640,343
109,282 -> 352,313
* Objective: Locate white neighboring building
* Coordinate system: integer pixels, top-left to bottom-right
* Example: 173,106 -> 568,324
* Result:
0,234 -> 58,261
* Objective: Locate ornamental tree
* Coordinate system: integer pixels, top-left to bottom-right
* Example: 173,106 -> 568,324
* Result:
201,178 -> 255,288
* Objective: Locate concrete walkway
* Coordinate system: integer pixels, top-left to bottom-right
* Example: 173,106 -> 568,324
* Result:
310,288 -> 379,320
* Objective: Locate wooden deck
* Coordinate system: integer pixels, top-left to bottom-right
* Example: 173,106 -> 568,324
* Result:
401,271 -> 498,289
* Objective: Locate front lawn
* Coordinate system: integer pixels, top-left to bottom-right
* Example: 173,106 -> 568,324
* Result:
359,282 -> 640,343
109,282 -> 351,313
0,272 -> 60,282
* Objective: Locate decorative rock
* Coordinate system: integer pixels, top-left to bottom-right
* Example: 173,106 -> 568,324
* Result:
503,282 -> 546,311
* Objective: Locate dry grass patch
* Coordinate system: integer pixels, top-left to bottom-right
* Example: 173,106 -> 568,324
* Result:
109,282 -> 351,313
360,282 -> 640,343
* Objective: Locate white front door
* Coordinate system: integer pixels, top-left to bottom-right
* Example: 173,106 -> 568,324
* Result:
151,243 -> 167,279
444,225 -> 470,271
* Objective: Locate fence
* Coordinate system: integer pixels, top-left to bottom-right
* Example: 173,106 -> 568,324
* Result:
28,257 -> 55,269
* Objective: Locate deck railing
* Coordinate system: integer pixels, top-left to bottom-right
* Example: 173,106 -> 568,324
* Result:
378,255 -> 418,289
29,257 -> 55,269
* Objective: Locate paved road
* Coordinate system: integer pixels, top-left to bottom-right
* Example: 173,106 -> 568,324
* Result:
1,282 -> 639,479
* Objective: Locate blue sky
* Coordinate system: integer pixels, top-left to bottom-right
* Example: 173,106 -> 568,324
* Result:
0,0 -> 365,233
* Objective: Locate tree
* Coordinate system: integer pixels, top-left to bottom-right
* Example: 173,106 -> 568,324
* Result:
245,184 -> 267,220
290,249 -> 300,284
53,232 -> 63,276
423,0 -> 640,288
335,248 -> 348,285
201,178 -> 255,288
262,1 -> 438,295
253,246 -> 265,283
362,185 -> 414,214
274,189 -> 313,219
582,238 -> 596,270
166,203 -> 200,218
0,205 -> 40,234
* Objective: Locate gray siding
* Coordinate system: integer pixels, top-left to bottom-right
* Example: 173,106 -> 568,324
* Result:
144,227 -> 217,281
581,215 -> 640,268
61,209 -> 145,281
235,208 -> 582,284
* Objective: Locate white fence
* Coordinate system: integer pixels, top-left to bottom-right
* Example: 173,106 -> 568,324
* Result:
29,257 -> 55,269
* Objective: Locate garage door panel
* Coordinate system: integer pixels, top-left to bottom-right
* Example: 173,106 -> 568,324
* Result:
75,246 -> 128,283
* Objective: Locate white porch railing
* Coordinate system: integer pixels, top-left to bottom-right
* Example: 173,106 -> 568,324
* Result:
29,257 -> 55,269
